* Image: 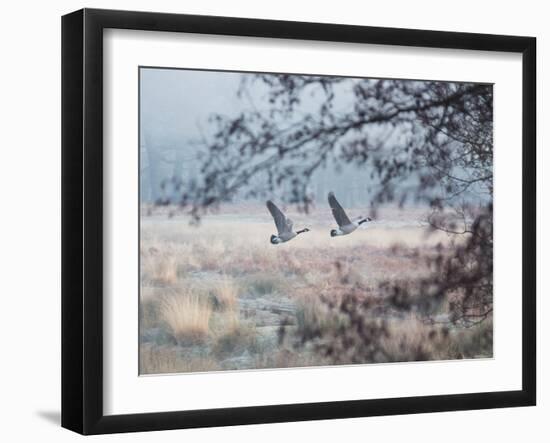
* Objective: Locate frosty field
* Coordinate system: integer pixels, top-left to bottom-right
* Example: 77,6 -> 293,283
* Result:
139,205 -> 493,374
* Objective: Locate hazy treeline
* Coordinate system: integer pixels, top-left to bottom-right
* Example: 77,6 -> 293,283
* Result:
139,68 -> 490,210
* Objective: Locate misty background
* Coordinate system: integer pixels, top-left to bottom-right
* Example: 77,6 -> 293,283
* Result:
139,68 -> 488,210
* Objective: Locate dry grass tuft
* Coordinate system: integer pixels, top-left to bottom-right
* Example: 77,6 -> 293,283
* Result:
155,254 -> 178,285
141,248 -> 178,285
140,344 -> 220,374
295,293 -> 341,341
381,315 -> 450,361
382,315 -> 493,361
160,292 -> 212,344
212,276 -> 240,311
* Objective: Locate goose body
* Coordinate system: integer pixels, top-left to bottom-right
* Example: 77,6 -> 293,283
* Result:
328,191 -> 371,237
267,200 -> 310,244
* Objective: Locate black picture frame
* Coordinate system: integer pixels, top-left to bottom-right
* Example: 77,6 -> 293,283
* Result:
62,8 -> 536,435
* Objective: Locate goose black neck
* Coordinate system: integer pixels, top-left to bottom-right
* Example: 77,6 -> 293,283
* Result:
358,218 -> 370,225
296,228 -> 309,234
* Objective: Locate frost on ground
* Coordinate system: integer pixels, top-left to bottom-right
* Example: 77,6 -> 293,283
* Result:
139,205 -> 493,375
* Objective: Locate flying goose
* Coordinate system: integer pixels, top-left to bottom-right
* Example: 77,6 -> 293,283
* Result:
266,200 -> 310,244
328,191 -> 372,237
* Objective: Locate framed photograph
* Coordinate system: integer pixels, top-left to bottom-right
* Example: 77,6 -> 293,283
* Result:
62,8 -> 536,434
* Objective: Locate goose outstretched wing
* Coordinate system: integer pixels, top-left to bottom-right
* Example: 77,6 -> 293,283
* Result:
267,200 -> 293,235
328,192 -> 351,227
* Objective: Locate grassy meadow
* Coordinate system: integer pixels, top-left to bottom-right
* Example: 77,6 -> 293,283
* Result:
139,204 -> 493,375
